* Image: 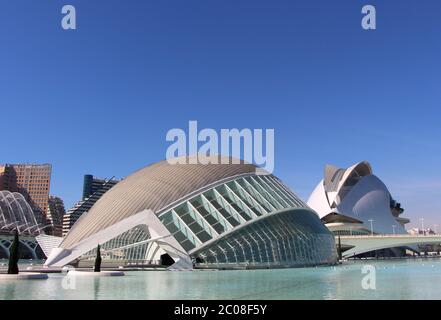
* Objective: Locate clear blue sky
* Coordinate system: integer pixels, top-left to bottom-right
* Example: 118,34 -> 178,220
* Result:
1,1 -> 440,229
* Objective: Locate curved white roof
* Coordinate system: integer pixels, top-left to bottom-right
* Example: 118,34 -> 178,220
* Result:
337,175 -> 406,234
307,161 -> 409,235
325,161 -> 372,207
61,156 -> 260,248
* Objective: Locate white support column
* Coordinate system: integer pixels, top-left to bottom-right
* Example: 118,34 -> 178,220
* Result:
45,210 -> 193,270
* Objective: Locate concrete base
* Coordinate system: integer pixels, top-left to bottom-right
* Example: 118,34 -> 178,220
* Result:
67,270 -> 125,277
0,272 -> 49,280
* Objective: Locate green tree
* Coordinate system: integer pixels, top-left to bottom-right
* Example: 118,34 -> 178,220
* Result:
94,244 -> 102,272
8,230 -> 20,274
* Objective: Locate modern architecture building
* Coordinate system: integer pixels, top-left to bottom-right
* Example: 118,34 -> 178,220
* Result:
62,175 -> 119,236
0,188 -> 45,259
81,174 -> 116,200
0,232 -> 43,259
0,166 -> 5,188
408,228 -> 435,236
47,196 -> 66,237
0,163 -> 52,224
307,161 -> 409,236
0,190 -> 41,236
44,156 -> 338,270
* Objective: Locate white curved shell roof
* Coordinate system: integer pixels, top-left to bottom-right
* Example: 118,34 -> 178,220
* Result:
337,175 -> 406,234
307,161 -> 408,234
61,156 -> 260,248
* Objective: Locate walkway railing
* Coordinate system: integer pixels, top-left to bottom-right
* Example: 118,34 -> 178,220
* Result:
338,234 -> 441,239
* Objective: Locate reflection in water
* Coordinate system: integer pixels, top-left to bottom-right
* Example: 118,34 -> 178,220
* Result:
3,282 -> 16,300
94,277 -> 100,300
3,259 -> 441,300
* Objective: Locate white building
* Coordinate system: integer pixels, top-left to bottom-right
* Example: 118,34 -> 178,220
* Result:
307,161 -> 410,236
43,156 -> 338,270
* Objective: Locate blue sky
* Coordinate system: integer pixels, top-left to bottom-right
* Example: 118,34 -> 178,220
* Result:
1,1 -> 440,229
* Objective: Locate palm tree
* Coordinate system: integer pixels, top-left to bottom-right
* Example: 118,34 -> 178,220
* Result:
8,230 -> 20,274
337,236 -> 343,261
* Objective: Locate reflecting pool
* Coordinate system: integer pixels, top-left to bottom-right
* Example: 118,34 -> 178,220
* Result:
1,259 -> 441,300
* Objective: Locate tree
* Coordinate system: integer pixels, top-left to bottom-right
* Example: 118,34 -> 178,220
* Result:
337,236 -> 343,261
8,230 -> 20,274
94,244 -> 102,272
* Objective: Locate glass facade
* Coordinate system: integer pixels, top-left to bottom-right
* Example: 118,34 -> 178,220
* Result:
155,174 -> 336,268
192,210 -> 337,268
77,174 -> 337,268
157,175 -> 309,252
82,225 -> 152,263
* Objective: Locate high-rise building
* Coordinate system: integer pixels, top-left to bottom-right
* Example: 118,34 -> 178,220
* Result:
47,196 -> 66,237
0,166 -> 6,189
82,174 -> 116,200
62,175 -> 119,236
0,163 -> 52,223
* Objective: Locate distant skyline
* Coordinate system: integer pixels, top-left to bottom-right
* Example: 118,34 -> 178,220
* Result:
1,1 -> 441,229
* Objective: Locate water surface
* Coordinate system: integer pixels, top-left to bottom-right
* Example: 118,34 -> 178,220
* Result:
1,259 -> 440,300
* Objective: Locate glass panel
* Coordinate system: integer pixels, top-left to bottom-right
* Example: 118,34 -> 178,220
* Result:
237,178 -> 274,212
262,176 -> 297,207
226,181 -> 265,216
192,210 -> 337,268
159,210 -> 200,249
173,203 -> 213,243
216,185 -> 253,221
257,175 -> 292,207
203,190 -> 241,227
190,196 -> 226,234
246,176 -> 285,210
